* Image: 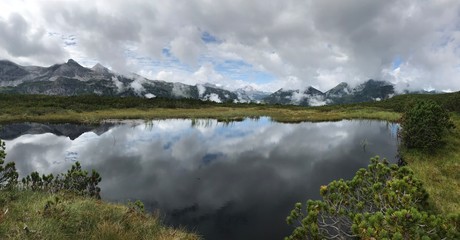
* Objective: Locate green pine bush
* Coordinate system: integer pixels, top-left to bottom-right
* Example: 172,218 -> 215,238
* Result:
400,100 -> 454,150
286,157 -> 459,239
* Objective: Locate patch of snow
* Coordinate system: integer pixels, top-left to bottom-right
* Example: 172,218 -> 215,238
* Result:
144,93 -> 156,99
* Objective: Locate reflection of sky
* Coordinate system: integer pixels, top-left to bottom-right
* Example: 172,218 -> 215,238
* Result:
3,118 -> 398,240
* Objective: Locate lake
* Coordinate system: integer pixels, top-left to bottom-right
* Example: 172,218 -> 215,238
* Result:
1,118 -> 399,240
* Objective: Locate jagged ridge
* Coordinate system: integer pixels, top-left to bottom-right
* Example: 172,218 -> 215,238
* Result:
263,80 -> 395,106
0,59 -> 397,105
0,59 -> 241,103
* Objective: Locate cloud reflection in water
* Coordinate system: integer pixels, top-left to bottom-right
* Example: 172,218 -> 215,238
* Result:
4,118 -> 398,240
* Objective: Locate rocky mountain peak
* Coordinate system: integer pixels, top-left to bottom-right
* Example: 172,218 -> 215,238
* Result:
305,86 -> 324,95
0,59 -> 400,105
326,82 -> 351,97
336,82 -> 349,88
66,59 -> 80,66
92,63 -> 105,69
47,59 -> 93,80
92,63 -> 109,73
0,59 -> 17,65
0,60 -> 29,83
239,85 -> 256,92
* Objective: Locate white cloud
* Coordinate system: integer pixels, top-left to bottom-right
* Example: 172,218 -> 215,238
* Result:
148,63 -> 253,91
170,26 -> 204,66
1,0 -> 460,92
203,93 -> 222,103
0,13 -> 67,65
193,63 -> 224,85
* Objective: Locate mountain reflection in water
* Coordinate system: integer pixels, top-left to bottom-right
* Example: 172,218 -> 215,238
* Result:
3,118 -> 399,240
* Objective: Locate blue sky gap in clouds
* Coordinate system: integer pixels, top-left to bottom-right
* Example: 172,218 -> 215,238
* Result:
201,32 -> 220,44
392,56 -> 402,70
125,39 -> 276,87
214,60 -> 276,84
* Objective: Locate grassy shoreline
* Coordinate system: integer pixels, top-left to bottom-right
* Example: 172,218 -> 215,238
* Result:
0,190 -> 199,239
401,114 -> 460,214
0,106 -> 401,124
1,93 -> 459,238
2,106 -> 458,215
0,93 -> 405,124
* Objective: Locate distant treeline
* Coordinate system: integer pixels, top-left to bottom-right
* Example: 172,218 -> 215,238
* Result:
0,91 -> 459,115
0,94 -> 225,116
317,91 -> 460,113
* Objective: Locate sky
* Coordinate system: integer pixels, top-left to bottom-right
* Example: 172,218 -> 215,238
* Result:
1,0 -> 460,92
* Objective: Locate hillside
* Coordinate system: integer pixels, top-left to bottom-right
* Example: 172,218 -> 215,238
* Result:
0,59 -> 240,103
0,59 -> 423,106
264,80 -> 395,106
1,92 -> 459,239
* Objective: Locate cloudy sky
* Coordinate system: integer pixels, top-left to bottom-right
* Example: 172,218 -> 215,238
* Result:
1,0 -> 459,92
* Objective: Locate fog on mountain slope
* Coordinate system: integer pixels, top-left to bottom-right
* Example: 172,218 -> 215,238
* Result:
0,59 -> 438,106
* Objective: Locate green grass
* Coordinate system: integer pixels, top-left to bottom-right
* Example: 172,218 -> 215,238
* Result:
0,93 -> 404,124
5,92 -> 460,123
0,105 -> 401,125
0,190 -> 199,240
0,107 -> 401,124
401,113 -> 460,214
1,92 -> 459,232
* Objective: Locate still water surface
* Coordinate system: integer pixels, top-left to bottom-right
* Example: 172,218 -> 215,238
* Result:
1,118 -> 399,240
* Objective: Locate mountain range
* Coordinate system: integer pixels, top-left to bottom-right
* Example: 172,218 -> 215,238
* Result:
264,79 -> 395,106
0,59 -> 401,106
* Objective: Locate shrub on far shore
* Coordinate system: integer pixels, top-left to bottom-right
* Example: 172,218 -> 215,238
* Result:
400,100 -> 454,150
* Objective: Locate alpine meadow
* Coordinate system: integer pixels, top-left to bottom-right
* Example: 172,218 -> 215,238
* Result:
1,1 -> 460,239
